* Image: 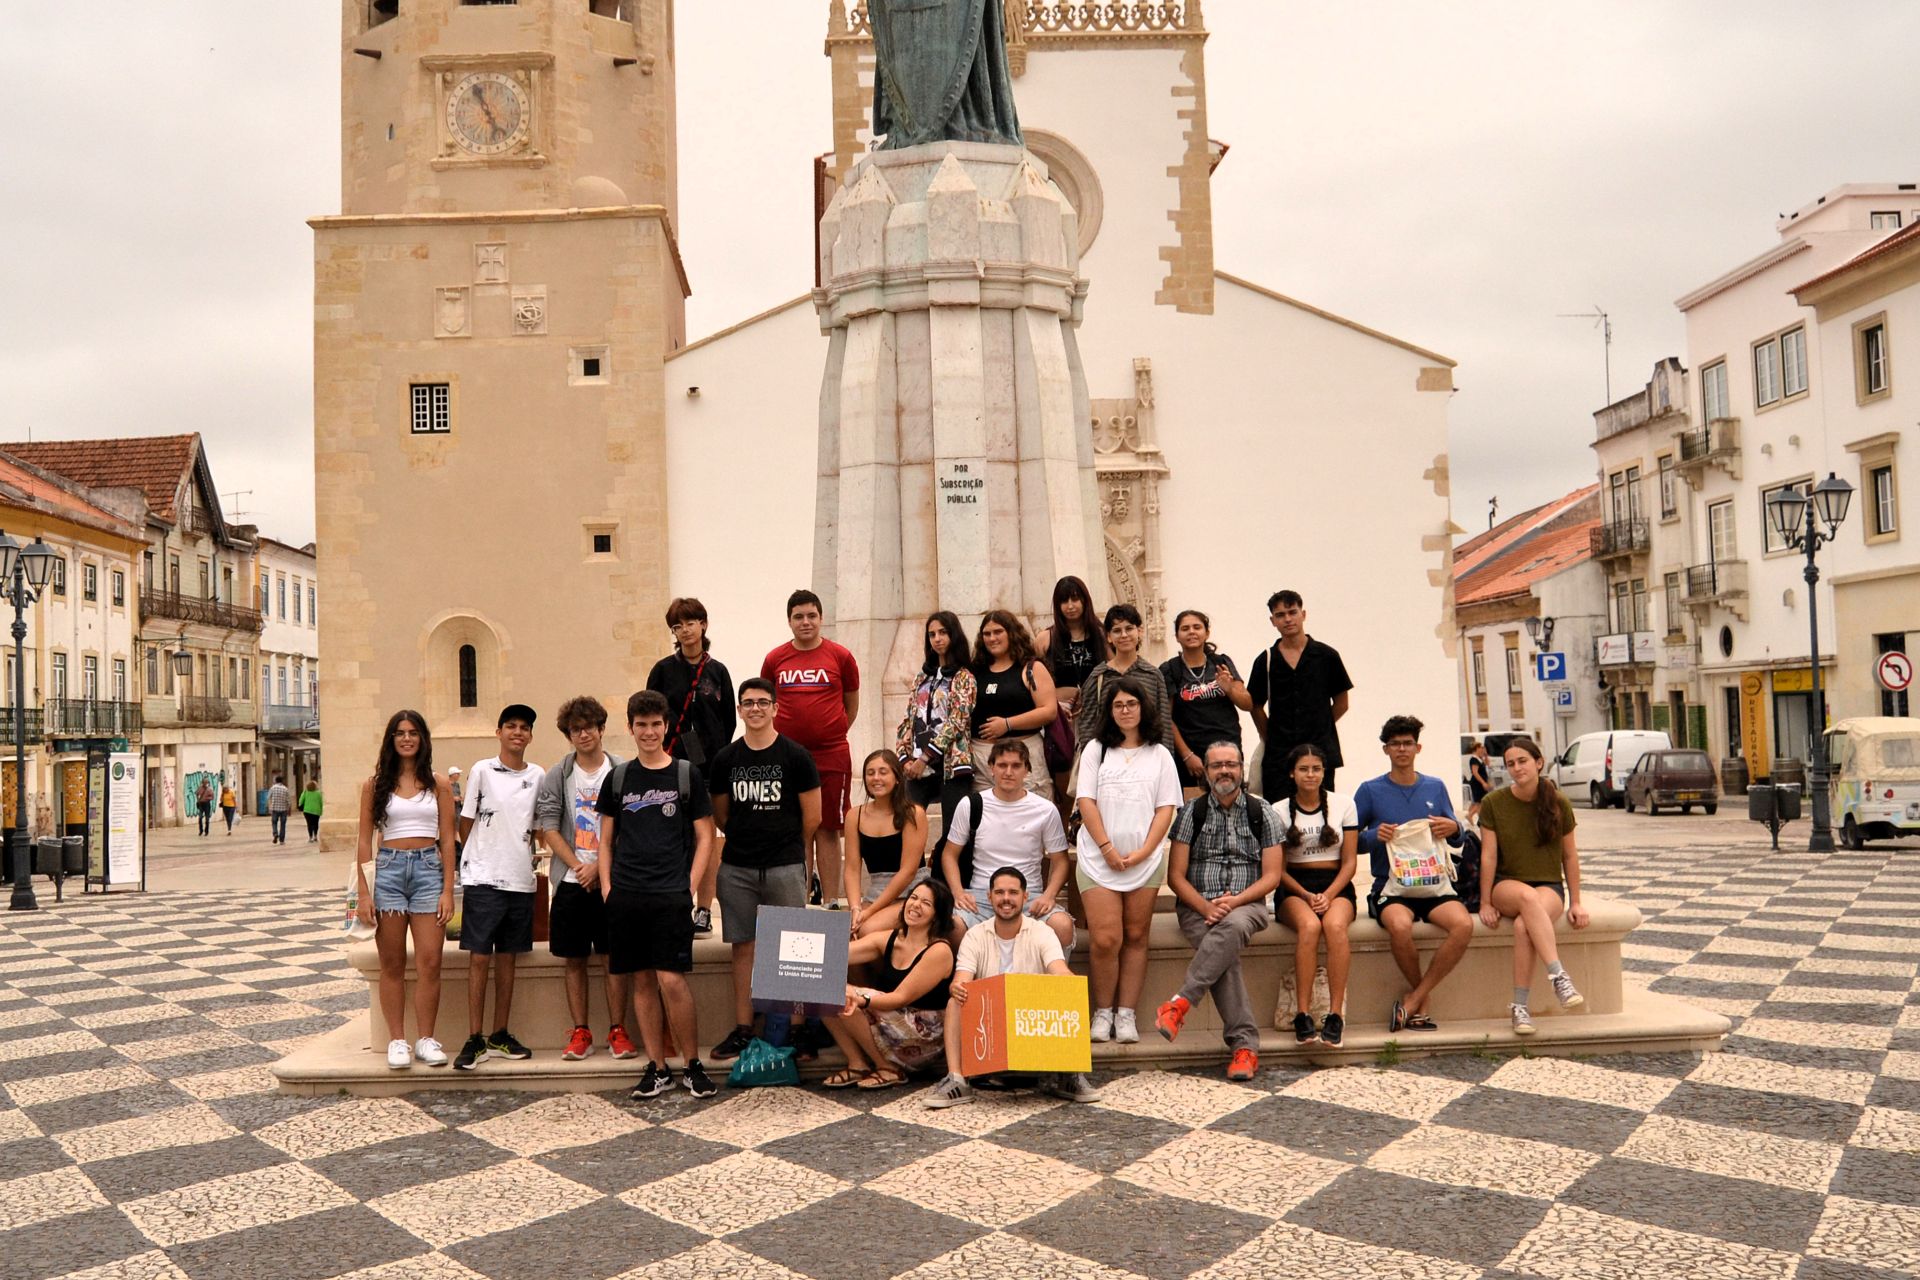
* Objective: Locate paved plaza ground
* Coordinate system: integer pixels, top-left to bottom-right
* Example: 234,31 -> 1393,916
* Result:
0,810 -> 1914,1280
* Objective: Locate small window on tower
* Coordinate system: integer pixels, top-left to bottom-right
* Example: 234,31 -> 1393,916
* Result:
569,346 -> 610,386
593,534 -> 612,555
368,0 -> 399,27
582,357 -> 601,378
583,521 -> 619,560
410,383 -> 451,434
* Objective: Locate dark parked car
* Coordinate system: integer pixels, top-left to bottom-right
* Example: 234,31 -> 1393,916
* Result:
1623,750 -> 1720,816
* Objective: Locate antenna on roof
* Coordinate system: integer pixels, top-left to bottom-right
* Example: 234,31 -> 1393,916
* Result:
1557,305 -> 1612,404
1488,496 -> 1498,530
224,489 -> 252,523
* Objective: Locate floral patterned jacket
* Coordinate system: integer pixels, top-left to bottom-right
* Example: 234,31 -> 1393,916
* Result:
895,667 -> 979,781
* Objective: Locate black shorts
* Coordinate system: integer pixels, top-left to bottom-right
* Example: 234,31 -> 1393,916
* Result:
460,884 -> 535,955
1369,892 -> 1463,925
607,890 -> 696,975
1281,864 -> 1356,907
548,879 -> 609,958
1521,878 -> 1566,900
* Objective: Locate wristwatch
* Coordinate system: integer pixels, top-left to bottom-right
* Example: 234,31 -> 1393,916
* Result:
860,991 -> 873,1009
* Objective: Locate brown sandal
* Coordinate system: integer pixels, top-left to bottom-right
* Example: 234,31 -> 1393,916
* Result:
823,1068 -> 867,1089
858,1068 -> 906,1090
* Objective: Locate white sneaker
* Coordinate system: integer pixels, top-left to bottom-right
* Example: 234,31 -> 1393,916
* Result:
386,1038 -> 412,1069
1113,1008 -> 1139,1044
1090,1008 -> 1114,1042
415,1037 -> 448,1067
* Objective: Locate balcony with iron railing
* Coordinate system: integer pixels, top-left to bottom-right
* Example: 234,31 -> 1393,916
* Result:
1673,418 -> 1741,487
46,699 -> 142,737
261,704 -> 320,733
1682,560 -> 1749,621
140,589 -> 263,632
1590,518 -> 1649,561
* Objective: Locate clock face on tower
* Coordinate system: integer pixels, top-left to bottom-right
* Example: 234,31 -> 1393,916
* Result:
446,71 -> 530,155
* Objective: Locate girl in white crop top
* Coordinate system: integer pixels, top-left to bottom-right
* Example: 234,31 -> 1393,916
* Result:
355,710 -> 457,1071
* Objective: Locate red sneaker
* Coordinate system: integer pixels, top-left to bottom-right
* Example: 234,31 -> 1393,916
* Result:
607,1024 -> 639,1060
1227,1048 -> 1259,1082
1154,996 -> 1190,1042
561,1026 -> 594,1061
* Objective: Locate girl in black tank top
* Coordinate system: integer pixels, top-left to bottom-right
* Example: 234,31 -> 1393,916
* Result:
875,928 -> 953,1010
848,751 -> 928,937
824,879 -> 959,1088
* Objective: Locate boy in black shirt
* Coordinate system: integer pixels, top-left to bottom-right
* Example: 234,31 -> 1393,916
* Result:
706,677 -> 821,1059
597,690 -> 718,1099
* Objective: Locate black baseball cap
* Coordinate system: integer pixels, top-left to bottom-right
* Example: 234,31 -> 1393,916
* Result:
498,704 -> 538,728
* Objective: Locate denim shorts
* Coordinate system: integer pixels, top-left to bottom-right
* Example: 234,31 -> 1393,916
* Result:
373,846 -> 444,915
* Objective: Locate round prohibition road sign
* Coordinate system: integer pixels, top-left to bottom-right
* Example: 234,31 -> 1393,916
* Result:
1878,651 -> 1913,693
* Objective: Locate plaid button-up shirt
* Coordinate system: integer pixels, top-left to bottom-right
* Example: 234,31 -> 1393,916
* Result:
1170,790 -> 1279,900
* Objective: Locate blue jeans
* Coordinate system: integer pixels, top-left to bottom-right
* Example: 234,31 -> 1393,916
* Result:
271,812 -> 289,842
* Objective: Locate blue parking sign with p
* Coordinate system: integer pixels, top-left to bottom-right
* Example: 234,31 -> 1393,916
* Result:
1536,652 -> 1567,681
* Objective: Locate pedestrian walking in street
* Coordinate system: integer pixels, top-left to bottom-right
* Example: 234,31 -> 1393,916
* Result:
195,776 -> 214,837
267,775 -> 293,844
220,780 -> 238,835
299,779 -> 324,842
355,710 -> 456,1070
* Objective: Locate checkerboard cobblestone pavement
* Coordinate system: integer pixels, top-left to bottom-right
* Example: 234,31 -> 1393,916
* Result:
0,839 -> 1915,1280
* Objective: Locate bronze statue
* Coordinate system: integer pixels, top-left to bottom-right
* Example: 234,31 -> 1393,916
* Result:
869,0 -> 1023,150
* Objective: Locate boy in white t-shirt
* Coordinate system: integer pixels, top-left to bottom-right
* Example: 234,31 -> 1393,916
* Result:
452,704 -> 547,1071
938,739 -> 1073,955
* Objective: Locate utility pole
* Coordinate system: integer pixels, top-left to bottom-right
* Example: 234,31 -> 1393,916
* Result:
1559,305 -> 1613,404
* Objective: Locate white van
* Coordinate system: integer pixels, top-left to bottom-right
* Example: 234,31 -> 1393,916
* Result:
1548,730 -> 1671,808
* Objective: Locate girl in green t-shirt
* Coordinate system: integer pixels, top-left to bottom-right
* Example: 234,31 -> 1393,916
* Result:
1477,738 -> 1590,1037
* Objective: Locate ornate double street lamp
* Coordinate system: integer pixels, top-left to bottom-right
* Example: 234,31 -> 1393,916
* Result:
1764,472 -> 1854,853
2,534 -> 58,912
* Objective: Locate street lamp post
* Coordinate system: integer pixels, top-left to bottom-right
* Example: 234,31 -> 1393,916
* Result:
4,534 -> 58,912
1764,472 -> 1854,854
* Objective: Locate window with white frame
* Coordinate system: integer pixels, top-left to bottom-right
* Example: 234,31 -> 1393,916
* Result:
145,647 -> 158,695
51,653 -> 66,700
1664,572 -> 1682,631
277,575 -> 286,619
1702,360 -> 1730,421
111,569 -> 124,606
1856,317 -> 1889,400
1612,580 -> 1631,632
82,564 -> 97,602
258,571 -> 268,613
292,577 -> 302,623
1761,479 -> 1812,554
1871,464 -> 1897,537
51,557 -> 65,597
1632,579 -> 1649,632
410,383 -> 451,434
1871,211 -> 1903,230
308,585 -> 316,625
113,658 -> 126,702
1471,649 -> 1485,695
1505,646 -> 1521,694
1658,455 -> 1676,518
1709,499 -> 1737,563
1753,339 -> 1781,406
1781,327 -> 1808,397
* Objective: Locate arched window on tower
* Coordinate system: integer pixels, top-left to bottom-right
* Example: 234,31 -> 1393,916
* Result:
458,645 -> 478,708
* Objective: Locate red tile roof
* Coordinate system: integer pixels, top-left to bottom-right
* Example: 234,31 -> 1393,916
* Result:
1456,518 -> 1599,606
1454,484 -> 1599,580
0,434 -> 199,523
0,454 -> 147,544
1792,219 -> 1920,294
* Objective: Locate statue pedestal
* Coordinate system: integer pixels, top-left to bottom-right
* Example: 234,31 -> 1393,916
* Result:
813,141 -> 1102,753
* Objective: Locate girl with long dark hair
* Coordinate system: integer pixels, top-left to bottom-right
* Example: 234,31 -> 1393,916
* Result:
846,750 -> 928,938
1273,743 -> 1358,1047
1073,676 -> 1180,1044
823,879 -> 957,1089
1478,737 -> 1590,1036
1037,576 -> 1107,798
354,710 -> 458,1070
969,609 -> 1059,799
894,611 -> 976,839
1160,608 -> 1252,798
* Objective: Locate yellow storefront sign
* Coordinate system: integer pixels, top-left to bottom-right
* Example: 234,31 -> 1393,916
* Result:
1771,669 -> 1813,693
960,973 -> 1092,1076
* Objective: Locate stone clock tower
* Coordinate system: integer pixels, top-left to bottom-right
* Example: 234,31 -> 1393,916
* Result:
312,0 -> 685,845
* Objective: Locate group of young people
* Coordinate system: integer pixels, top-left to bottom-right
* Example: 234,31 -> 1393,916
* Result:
350,580 -> 1590,1102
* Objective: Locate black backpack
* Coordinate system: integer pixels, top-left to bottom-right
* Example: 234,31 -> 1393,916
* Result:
1181,792 -> 1272,847
950,791 -> 987,887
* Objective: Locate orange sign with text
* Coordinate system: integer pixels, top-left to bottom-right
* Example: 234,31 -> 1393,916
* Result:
959,973 -> 1092,1076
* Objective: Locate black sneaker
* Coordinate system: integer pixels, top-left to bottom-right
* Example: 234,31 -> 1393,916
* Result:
711,1024 -> 755,1061
808,875 -> 823,906
691,906 -> 713,936
629,1061 -> 673,1099
1319,1013 -> 1345,1047
487,1028 -> 532,1060
1293,1012 -> 1317,1045
683,1059 -> 718,1098
452,1033 -> 488,1071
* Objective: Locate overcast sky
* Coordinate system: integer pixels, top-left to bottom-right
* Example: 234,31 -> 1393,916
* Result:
4,2 -> 1915,546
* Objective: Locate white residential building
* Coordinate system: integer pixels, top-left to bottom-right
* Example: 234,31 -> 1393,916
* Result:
256,537 -> 320,794
1672,184 -> 1920,780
